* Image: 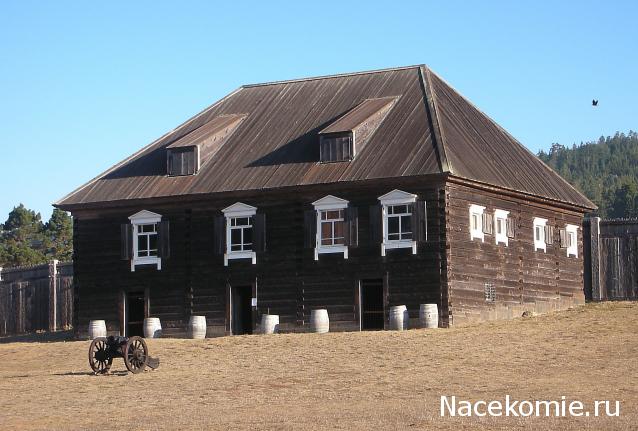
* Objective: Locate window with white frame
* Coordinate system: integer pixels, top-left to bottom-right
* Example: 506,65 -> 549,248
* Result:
320,209 -> 345,246
533,217 -> 547,252
387,204 -> 412,241
136,223 -> 158,257
378,189 -> 417,256
222,202 -> 257,265
565,224 -> 578,257
469,204 -> 485,242
128,210 -> 163,271
229,216 -> 253,251
312,195 -> 349,260
494,209 -> 509,246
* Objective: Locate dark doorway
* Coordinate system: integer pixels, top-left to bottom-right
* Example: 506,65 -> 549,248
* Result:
127,291 -> 145,337
231,285 -> 253,335
361,279 -> 384,330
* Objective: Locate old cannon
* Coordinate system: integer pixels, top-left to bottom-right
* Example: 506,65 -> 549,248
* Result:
88,335 -> 160,374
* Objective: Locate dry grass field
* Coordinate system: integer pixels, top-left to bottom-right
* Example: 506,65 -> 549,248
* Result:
1,302 -> 637,430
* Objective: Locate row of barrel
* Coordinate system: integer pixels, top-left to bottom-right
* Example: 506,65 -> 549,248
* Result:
262,303 -> 439,334
88,316 -> 208,340
87,304 -> 438,339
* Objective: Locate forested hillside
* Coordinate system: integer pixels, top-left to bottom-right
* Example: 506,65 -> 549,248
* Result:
538,131 -> 638,218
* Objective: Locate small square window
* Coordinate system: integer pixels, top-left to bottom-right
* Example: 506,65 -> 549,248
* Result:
484,282 -> 496,302
167,147 -> 198,176
319,133 -> 353,163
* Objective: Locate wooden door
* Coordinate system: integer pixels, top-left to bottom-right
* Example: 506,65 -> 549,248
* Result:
360,279 -> 384,330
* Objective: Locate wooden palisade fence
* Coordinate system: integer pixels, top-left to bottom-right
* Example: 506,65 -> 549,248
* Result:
0,261 -> 73,336
584,217 -> 638,301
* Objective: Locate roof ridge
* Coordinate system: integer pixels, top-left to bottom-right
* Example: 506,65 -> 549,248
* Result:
241,65 -> 423,88
418,65 -> 450,173
427,68 -> 596,209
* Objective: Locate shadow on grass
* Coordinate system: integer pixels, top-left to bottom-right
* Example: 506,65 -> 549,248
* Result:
53,371 -> 129,377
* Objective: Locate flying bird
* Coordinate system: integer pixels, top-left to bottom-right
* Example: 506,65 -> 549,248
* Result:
592,99 -> 598,106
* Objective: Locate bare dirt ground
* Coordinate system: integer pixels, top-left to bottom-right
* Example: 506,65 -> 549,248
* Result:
1,302 -> 637,430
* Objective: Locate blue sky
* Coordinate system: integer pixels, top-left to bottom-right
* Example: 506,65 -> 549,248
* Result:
1,1 -> 636,221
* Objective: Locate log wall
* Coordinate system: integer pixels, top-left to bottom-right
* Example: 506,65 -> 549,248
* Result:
444,182 -> 586,325
72,177 -> 447,337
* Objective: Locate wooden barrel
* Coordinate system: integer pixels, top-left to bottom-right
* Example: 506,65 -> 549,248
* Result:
310,309 -> 329,333
88,320 -> 106,339
260,314 -> 279,334
388,305 -> 408,331
419,304 -> 439,329
188,315 -> 207,339
143,317 -> 162,338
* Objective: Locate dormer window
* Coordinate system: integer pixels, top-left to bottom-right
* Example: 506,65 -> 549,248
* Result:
318,97 -> 397,163
319,133 -> 353,163
166,114 -> 245,176
167,147 -> 199,176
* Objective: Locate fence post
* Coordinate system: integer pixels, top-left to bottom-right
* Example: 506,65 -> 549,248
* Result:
49,260 -> 58,332
589,217 -> 602,301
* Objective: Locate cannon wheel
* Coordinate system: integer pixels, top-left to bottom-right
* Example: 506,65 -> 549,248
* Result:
88,337 -> 112,374
124,336 -> 148,374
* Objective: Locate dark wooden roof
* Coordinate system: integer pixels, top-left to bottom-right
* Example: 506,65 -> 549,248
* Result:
319,97 -> 396,134
55,65 -> 595,210
166,114 -> 244,149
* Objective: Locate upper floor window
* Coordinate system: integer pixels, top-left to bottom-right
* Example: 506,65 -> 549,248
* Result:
387,204 -> 412,241
305,195 -> 357,260
561,224 -> 578,257
533,217 -> 553,252
220,203 -> 265,266
319,133 -> 353,163
136,223 -> 158,258
229,216 -> 253,252
377,190 -> 426,256
469,204 -> 485,242
320,209 -> 345,246
494,209 -> 510,246
122,210 -> 169,272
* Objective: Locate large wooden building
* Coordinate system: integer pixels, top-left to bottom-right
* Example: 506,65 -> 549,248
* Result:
55,65 -> 595,337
